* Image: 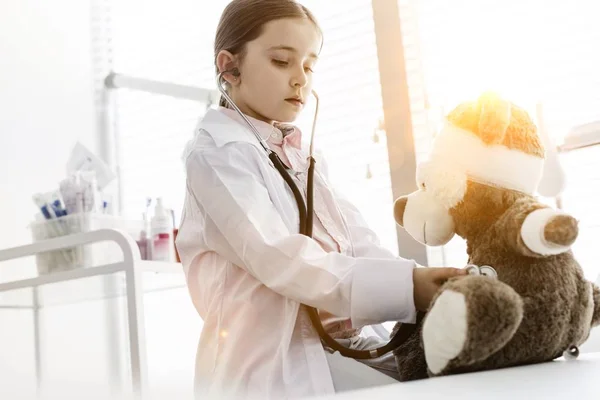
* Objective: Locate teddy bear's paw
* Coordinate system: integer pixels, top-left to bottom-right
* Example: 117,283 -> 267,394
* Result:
423,276 -> 524,376
422,290 -> 468,375
544,214 -> 578,248
521,208 -> 578,256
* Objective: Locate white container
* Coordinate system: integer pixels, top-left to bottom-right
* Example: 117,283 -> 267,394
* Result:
29,213 -> 144,275
150,197 -> 173,262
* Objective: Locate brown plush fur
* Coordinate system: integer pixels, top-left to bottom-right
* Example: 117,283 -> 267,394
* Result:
545,215 -> 579,247
392,318 -> 428,381
593,285 -> 600,326
392,93 -> 600,381
394,183 -> 600,380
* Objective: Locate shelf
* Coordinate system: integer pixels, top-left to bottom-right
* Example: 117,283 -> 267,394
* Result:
0,261 -> 185,309
0,229 -> 186,309
560,120 -> 600,152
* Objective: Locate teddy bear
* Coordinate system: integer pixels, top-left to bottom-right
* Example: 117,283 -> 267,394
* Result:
391,91 -> 600,381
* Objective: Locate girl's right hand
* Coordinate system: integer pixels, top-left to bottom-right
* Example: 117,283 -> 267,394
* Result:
412,267 -> 467,311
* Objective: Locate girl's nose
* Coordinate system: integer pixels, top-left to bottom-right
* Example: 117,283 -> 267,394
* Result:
291,69 -> 308,88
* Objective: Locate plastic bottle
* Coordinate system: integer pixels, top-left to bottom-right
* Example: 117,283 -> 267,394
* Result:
153,233 -> 172,262
136,230 -> 149,260
150,197 -> 173,261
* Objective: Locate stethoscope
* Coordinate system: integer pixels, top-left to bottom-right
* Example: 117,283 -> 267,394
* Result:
217,69 -> 421,360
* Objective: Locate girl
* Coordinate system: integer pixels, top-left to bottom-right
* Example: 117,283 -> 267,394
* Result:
176,1 -> 466,398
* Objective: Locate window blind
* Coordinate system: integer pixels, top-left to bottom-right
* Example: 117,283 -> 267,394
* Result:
406,0 -> 600,279
300,0 -> 399,253
110,1 -> 228,220
109,0 -> 400,255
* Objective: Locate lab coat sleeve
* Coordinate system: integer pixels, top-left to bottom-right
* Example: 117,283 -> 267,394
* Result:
185,145 -> 417,325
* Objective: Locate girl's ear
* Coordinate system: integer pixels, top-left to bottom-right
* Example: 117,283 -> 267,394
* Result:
216,50 -> 241,87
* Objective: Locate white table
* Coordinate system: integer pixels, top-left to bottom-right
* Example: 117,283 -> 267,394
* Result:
318,353 -> 600,399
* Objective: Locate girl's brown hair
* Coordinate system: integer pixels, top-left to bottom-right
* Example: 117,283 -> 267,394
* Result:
214,0 -> 322,107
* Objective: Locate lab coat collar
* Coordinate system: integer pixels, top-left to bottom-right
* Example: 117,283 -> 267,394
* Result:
199,107 -> 294,150
199,107 -> 305,150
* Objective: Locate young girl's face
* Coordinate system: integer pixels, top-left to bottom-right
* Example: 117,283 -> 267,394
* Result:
225,18 -> 321,124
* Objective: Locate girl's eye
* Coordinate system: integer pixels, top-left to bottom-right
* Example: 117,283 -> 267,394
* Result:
304,66 -> 314,73
272,59 -> 289,67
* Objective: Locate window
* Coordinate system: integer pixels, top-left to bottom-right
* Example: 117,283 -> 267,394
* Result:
108,0 -> 401,254
110,1 -> 228,220
299,0 -> 399,253
103,0 -> 600,280
406,0 -> 600,279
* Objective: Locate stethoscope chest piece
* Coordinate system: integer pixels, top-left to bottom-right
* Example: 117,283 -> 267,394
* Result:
465,264 -> 498,279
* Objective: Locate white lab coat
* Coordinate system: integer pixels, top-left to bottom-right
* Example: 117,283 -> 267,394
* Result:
176,108 -> 417,399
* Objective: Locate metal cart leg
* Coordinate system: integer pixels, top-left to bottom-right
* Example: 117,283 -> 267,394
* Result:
103,274 -> 125,395
125,263 -> 148,397
32,286 -> 42,396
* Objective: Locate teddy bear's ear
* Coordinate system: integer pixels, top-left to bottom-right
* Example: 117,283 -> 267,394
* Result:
477,91 -> 511,145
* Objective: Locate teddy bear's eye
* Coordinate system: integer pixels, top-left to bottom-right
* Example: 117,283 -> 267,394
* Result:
420,182 -> 427,190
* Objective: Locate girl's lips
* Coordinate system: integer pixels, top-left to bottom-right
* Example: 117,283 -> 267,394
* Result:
285,98 -> 303,107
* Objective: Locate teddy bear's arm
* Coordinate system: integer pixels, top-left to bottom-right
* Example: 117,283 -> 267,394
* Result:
498,199 -> 578,257
592,283 -> 600,327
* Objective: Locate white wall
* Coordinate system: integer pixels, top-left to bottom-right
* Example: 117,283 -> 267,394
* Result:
0,0 -> 98,251
0,2 -> 200,397
0,0 -> 98,394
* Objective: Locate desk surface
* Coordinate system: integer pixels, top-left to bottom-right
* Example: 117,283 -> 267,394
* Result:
318,353 -> 600,399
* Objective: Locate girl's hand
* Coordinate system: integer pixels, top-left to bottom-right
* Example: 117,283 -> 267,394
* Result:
413,267 -> 467,311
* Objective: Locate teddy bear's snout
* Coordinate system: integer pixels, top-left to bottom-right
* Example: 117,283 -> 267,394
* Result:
395,190 -> 456,246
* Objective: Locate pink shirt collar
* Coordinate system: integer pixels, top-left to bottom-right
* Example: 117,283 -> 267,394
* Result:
218,106 -> 303,150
